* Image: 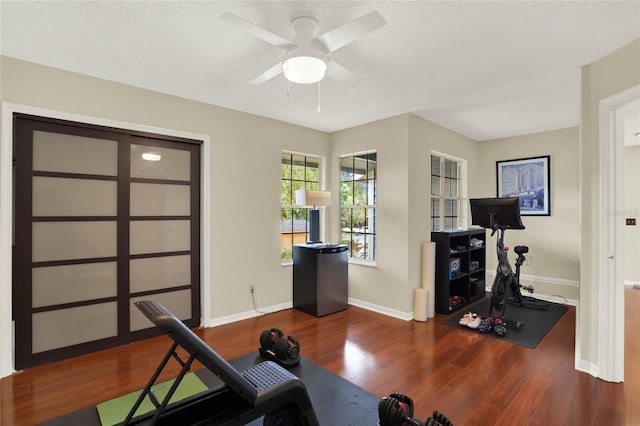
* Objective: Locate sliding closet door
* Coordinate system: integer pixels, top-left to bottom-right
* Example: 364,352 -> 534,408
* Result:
13,116 -> 201,369
13,119 -> 122,369
128,137 -> 200,337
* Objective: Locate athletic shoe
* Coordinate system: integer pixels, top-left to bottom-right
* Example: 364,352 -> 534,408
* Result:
493,318 -> 507,336
477,316 -> 494,333
458,312 -> 473,326
467,313 -> 481,329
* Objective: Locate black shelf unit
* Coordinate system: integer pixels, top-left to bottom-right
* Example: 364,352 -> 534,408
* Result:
431,228 -> 486,315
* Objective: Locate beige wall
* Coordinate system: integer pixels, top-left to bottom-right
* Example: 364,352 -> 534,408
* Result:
329,114 -> 478,314
625,145 -> 640,284
407,114 -> 480,300
2,36 -> 637,373
0,56 -> 330,321
580,39 -> 640,367
0,56 -> 481,330
329,114 -> 412,314
477,128 -> 580,301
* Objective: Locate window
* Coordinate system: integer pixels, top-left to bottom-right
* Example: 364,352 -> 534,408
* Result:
340,152 -> 377,260
281,153 -> 319,260
431,154 -> 462,231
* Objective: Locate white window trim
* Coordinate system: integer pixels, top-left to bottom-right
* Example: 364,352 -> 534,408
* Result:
280,151 -> 326,265
431,150 -> 468,231
339,150 -> 377,263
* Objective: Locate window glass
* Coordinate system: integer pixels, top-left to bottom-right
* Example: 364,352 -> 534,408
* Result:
431,154 -> 462,231
281,153 -> 320,260
340,152 -> 377,261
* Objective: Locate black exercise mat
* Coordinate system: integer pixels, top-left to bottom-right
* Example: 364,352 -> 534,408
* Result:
38,352 -> 380,426
443,296 -> 569,348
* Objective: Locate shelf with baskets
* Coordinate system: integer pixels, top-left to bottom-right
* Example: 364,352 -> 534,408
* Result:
431,228 -> 486,315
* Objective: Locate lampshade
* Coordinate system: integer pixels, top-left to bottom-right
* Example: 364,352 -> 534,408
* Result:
295,189 -> 331,207
282,56 -> 327,84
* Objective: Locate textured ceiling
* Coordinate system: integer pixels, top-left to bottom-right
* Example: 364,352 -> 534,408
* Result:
1,1 -> 639,141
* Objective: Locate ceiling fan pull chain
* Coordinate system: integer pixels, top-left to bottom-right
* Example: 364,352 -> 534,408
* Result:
317,81 -> 322,113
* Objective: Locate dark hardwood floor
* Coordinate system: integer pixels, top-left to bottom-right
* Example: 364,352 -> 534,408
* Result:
1,287 -> 639,425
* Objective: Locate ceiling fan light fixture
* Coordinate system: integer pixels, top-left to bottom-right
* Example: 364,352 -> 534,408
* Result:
282,55 -> 327,84
142,152 -> 162,161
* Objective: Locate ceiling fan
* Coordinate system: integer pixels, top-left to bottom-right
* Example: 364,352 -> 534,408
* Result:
220,11 -> 386,86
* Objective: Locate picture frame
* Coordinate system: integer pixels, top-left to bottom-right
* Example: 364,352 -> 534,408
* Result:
496,155 -> 550,216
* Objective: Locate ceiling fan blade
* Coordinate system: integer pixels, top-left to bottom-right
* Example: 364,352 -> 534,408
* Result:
220,13 -> 294,49
250,62 -> 284,84
325,60 -> 361,86
314,11 -> 386,53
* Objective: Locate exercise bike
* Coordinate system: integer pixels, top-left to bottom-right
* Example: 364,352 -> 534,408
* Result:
470,197 -> 548,330
508,245 -> 548,309
490,223 -> 548,327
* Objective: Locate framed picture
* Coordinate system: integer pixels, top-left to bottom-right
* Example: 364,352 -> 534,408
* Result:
496,155 -> 550,216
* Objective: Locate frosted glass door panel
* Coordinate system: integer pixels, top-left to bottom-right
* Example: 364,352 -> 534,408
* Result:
130,290 -> 191,331
32,262 -> 117,308
130,255 -> 190,293
33,131 -> 117,176
33,177 -> 117,217
130,220 -> 190,255
130,183 -> 190,216
32,302 -> 117,353
32,221 -> 117,262
130,145 -> 190,181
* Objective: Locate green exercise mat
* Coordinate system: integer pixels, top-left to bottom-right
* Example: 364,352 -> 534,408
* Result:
96,372 -> 208,426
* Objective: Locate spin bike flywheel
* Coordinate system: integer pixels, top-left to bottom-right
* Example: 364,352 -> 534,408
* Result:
492,275 -> 508,313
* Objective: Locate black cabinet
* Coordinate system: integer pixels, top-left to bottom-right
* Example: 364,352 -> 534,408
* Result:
431,229 -> 486,314
293,244 -> 348,317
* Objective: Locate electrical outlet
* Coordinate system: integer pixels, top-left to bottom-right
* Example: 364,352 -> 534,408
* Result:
525,255 -> 533,267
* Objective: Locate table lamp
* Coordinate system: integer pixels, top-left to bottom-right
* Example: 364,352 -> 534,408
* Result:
295,189 -> 331,243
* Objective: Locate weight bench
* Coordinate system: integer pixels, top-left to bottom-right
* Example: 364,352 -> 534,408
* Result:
123,300 -> 319,425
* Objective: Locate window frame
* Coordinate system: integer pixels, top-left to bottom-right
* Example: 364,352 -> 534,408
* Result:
280,151 -> 324,263
339,151 -> 377,262
430,152 -> 467,232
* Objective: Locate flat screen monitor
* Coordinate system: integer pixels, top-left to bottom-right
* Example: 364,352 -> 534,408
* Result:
470,197 -> 525,230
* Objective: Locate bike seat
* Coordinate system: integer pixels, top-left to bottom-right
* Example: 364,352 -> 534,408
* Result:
514,246 -> 529,255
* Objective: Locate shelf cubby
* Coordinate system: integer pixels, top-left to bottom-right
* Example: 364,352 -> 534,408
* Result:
431,228 -> 486,314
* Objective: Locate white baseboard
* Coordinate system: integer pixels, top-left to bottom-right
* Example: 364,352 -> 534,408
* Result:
625,280 -> 640,287
209,301 -> 292,327
484,270 -> 579,306
575,358 -> 599,379
210,298 -> 415,328
348,298 -> 414,321
531,293 -> 579,306
209,287 -> 579,330
485,269 -> 579,288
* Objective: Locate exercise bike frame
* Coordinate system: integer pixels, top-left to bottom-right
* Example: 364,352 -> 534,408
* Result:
489,226 -> 517,323
470,197 -> 548,330
489,225 -> 549,328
